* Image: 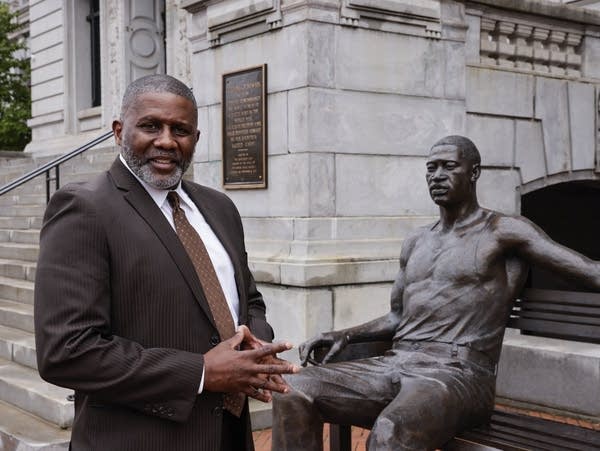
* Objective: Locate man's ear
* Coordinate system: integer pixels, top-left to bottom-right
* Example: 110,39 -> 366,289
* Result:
471,163 -> 481,182
112,120 -> 123,145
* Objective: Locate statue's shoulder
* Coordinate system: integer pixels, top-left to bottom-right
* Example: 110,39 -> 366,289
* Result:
408,223 -> 432,242
484,209 -> 541,244
400,225 -> 429,261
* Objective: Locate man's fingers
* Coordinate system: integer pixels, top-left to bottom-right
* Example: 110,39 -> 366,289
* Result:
255,361 -> 300,375
251,341 -> 293,358
242,375 -> 291,403
245,385 -> 271,402
266,373 -> 286,386
222,328 -> 245,349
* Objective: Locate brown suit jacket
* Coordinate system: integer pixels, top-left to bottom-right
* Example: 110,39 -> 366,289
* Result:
34,158 -> 273,450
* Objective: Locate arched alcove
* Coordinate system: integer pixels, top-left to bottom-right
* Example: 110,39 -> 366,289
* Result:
521,179 -> 600,291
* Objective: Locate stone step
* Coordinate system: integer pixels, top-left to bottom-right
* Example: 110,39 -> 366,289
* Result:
0,153 -> 34,165
0,298 -> 34,333
0,276 -> 35,304
0,359 -> 74,428
0,204 -> 46,217
0,400 -> 70,451
0,181 -> 46,196
0,179 -> 44,196
0,228 -> 40,244
0,193 -> 46,207
0,215 -> 43,230
0,324 -> 37,370
0,242 -> 40,262
0,258 -> 37,281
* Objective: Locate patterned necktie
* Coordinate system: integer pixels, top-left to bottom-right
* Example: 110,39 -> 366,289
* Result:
167,191 -> 245,417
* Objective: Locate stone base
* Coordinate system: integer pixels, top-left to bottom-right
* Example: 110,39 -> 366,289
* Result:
496,329 -> 600,419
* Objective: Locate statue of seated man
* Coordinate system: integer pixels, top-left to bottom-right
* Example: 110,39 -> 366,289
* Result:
271,135 -> 600,451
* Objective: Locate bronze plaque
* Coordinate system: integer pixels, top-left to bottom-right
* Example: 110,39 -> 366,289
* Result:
222,65 -> 267,189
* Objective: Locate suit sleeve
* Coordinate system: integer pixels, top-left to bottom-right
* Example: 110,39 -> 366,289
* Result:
34,186 -> 204,422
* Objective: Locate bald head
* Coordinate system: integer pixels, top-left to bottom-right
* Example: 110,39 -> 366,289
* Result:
120,74 -> 197,119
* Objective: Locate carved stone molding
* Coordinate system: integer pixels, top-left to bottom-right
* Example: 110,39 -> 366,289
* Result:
183,0 -> 282,47
340,0 -> 441,38
478,16 -> 583,77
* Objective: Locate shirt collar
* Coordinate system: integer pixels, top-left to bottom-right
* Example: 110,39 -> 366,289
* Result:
119,153 -> 187,209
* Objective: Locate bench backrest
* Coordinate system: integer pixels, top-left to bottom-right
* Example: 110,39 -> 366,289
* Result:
314,288 -> 600,364
509,288 -> 600,343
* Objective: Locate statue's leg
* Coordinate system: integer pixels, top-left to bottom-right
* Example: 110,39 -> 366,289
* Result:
271,379 -> 324,451
272,358 -> 394,451
367,378 -> 461,451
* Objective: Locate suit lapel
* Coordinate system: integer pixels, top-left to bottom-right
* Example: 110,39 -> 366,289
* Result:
108,158 -> 218,329
183,181 -> 247,325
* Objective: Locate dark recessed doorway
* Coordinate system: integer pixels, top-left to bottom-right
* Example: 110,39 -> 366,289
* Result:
521,180 -> 600,292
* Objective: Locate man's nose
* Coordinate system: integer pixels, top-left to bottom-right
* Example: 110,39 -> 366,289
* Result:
154,127 -> 177,149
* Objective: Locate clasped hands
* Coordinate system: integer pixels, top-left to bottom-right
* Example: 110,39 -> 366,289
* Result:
203,325 -> 300,402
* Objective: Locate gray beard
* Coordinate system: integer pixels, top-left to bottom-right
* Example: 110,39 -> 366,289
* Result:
121,145 -> 190,190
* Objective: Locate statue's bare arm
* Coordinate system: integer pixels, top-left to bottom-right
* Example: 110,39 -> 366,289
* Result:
299,232 -> 419,365
497,215 -> 600,291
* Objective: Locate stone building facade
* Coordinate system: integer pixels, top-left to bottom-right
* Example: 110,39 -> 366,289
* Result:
7,0 -> 600,436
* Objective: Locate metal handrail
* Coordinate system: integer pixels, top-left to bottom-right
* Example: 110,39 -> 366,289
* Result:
0,130 -> 114,203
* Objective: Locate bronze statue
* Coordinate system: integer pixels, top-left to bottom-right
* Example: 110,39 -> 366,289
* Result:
271,135 -> 600,450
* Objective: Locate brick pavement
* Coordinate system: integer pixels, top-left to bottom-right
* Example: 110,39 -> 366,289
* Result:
253,424 -> 369,451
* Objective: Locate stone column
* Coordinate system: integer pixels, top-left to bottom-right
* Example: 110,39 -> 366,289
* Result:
105,0 -> 167,122
181,0 -> 466,361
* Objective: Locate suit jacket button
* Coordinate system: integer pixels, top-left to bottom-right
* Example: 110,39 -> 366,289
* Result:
210,334 -> 220,347
212,406 -> 223,416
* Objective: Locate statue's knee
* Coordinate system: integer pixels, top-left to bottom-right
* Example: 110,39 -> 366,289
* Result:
369,413 -> 435,451
369,415 -> 397,447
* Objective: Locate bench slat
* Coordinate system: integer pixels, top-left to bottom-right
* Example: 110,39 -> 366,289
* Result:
459,429 -> 583,451
445,435 -> 522,450
457,430 -> 550,451
507,317 -> 600,341
521,289 -> 600,306
515,302 -> 600,318
484,423 -> 594,450
489,411 -> 600,444
516,310 -> 600,326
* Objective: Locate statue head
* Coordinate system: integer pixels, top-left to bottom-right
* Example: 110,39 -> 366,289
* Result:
426,135 -> 481,207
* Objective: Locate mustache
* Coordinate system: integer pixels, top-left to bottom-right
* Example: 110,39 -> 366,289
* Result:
144,150 -> 182,163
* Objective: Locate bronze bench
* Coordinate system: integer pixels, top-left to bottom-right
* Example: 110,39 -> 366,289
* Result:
314,288 -> 600,450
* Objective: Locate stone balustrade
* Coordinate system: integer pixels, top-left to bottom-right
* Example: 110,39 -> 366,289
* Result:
480,17 -> 583,77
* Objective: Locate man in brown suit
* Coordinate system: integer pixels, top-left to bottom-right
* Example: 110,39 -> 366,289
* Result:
34,74 -> 297,451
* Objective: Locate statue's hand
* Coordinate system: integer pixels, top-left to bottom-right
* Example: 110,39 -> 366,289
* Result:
299,331 -> 349,367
